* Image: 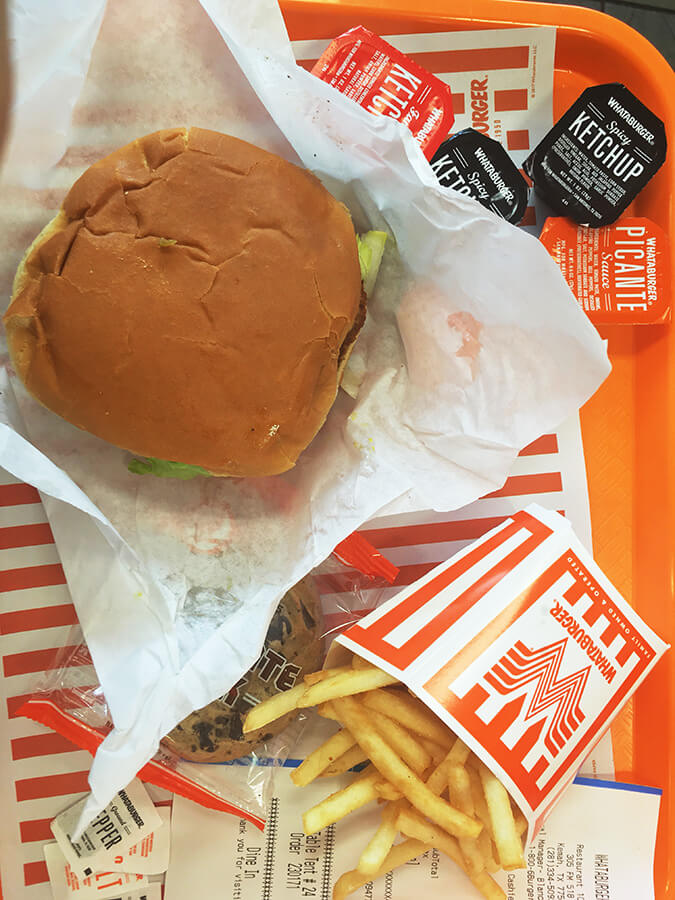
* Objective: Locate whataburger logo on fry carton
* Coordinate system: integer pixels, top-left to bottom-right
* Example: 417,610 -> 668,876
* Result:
336,504 -> 669,844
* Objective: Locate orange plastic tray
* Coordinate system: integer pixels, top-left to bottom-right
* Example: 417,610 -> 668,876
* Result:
280,1 -> 675,895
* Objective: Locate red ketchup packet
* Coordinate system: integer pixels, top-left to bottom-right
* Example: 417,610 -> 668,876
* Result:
540,217 -> 670,325
311,26 -> 455,160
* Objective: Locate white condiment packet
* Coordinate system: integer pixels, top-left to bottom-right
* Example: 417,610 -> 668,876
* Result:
50,780 -> 162,878
105,808 -> 171,875
43,842 -> 148,900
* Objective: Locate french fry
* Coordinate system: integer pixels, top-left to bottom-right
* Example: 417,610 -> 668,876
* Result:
317,701 -> 339,722
374,779 -> 403,801
470,779 -> 506,877
446,735 -> 472,766
419,737 -> 450,764
351,654 -> 373,670
291,728 -> 356,787
470,870 -> 508,900
303,770 -> 380,835
361,688 -> 454,747
319,745 -> 370,777
288,659 -> 533,899
396,807 -> 464,868
249,653 -> 528,900
242,682 -> 306,734
332,696 -> 481,840
425,757 -> 451,796
468,766 -> 494,840
304,666 -> 353,686
460,835 -> 486,877
446,763 -> 484,877
368,709 -> 431,775
356,800 -> 405,876
397,809 -> 504,900
333,839 -> 431,900
477,829 -> 501,873
425,736 -> 472,796
447,764 -> 475,818
297,668 -> 399,708
477,761 -> 526,870
512,803 -> 528,838
407,689 -> 454,744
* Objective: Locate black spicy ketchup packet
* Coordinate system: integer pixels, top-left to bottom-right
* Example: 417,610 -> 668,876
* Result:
430,129 -> 529,224
524,84 -> 667,227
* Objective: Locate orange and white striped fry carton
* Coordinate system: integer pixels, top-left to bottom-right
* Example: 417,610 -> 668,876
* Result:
333,504 -> 669,844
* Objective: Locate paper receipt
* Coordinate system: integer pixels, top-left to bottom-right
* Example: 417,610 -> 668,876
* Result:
165,765 -> 661,900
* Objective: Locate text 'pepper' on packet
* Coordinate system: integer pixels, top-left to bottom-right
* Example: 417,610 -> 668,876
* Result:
50,778 -> 162,878
43,801 -> 170,900
333,505 -> 668,844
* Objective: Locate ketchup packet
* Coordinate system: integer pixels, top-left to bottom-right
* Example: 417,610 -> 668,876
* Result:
430,129 -> 529,223
524,84 -> 667,227
330,505 -> 669,843
540,217 -> 670,325
311,26 -> 454,160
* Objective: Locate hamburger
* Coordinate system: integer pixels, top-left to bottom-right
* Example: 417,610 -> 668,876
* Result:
162,576 -> 323,762
4,127 -> 385,478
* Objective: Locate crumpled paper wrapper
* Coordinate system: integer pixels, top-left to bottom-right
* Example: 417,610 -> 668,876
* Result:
0,0 -> 610,828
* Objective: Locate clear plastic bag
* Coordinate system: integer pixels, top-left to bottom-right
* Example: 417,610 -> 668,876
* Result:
17,533 -> 398,830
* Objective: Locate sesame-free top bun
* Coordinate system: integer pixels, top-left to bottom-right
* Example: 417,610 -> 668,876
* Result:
4,127 -> 364,477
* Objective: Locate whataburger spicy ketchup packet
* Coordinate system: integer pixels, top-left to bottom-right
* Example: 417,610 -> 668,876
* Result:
311,26 -> 455,160
523,83 -> 667,227
332,505 -> 669,844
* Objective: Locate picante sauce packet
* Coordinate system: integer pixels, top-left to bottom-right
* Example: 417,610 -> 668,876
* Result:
540,217 -> 669,324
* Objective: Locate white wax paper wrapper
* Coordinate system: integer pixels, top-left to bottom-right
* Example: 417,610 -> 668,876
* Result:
0,0 -> 610,829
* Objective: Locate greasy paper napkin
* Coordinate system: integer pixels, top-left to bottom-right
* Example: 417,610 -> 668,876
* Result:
0,0 -> 610,828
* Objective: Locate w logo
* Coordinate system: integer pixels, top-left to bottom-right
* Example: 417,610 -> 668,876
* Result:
484,639 -> 589,757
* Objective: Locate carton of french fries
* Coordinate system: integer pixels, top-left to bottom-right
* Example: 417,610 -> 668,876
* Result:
244,505 -> 667,900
